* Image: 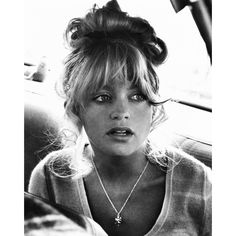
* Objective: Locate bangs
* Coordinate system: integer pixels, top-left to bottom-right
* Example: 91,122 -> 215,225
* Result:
74,40 -> 160,107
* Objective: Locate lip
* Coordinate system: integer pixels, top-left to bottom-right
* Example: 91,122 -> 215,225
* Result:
106,127 -> 134,141
107,127 -> 134,135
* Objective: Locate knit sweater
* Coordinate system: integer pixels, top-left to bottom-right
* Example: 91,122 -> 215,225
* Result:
28,149 -> 211,236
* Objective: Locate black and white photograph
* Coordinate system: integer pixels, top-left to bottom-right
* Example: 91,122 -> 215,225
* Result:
23,0 -> 214,235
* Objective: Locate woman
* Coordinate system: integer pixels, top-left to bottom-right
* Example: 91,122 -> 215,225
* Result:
28,0 -> 211,235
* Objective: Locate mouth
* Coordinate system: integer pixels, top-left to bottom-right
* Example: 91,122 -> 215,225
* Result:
106,127 -> 134,137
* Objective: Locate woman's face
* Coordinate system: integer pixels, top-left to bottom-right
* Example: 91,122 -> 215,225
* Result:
81,80 -> 153,158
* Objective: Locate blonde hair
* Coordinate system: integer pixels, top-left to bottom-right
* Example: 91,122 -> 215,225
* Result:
50,0 -> 171,178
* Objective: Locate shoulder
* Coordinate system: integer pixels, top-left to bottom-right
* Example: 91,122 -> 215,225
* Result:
28,148 -> 74,195
166,146 -> 212,198
149,142 -> 211,180
147,143 -> 211,193
30,147 -> 75,179
29,146 -> 92,187
167,146 -> 211,180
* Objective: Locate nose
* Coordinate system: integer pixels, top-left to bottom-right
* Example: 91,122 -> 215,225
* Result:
110,100 -> 130,120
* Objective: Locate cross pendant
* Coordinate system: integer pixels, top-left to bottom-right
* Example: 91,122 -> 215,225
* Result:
114,214 -> 122,226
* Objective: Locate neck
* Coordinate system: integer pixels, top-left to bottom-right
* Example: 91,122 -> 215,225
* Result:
91,148 -> 147,181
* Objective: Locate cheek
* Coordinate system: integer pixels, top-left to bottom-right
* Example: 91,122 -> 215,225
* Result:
144,110 -> 153,131
82,107 -> 107,136
133,105 -> 153,130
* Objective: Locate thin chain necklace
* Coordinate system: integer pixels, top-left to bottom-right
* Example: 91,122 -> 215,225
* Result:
91,158 -> 149,226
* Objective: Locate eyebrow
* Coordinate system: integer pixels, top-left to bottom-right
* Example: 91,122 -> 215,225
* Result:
129,83 -> 139,90
102,84 -> 113,91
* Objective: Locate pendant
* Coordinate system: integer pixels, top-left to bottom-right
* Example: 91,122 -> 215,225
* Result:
114,214 -> 122,226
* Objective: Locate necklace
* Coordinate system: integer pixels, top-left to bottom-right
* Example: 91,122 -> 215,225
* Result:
91,158 -> 149,226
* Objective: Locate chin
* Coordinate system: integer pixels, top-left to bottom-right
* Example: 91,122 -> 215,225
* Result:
105,144 -> 140,158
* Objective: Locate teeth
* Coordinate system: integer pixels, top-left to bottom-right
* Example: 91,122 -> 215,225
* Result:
111,130 -> 129,135
114,131 -> 126,135
108,129 -> 133,136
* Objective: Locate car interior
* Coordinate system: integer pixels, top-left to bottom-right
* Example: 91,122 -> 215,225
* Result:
24,0 -> 212,218
24,0 -> 212,194
24,82 -> 212,190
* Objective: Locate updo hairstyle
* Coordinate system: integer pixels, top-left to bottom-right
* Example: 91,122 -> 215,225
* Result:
59,0 -> 168,134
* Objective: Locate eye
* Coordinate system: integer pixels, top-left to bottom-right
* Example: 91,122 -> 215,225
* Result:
130,93 -> 146,102
93,94 -> 112,103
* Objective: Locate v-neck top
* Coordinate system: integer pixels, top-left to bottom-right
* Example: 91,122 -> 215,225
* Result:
28,149 -> 211,236
76,166 -> 173,236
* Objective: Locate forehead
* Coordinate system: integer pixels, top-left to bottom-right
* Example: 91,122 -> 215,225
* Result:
101,79 -> 138,90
